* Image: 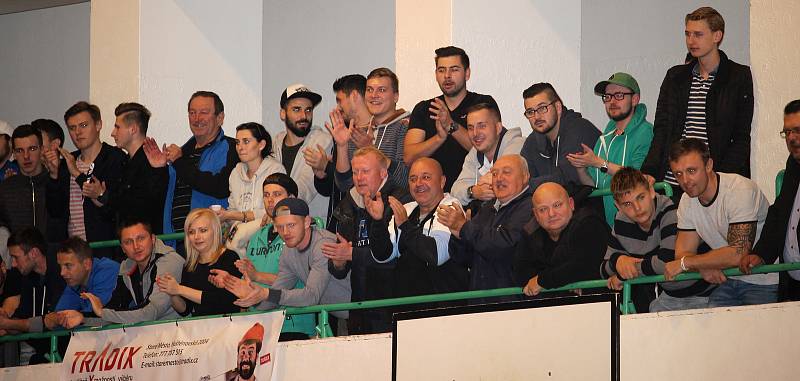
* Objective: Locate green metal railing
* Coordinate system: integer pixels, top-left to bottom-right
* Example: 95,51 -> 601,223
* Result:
2,262 -> 798,364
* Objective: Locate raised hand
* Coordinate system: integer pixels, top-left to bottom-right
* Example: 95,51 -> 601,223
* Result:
42,146 -> 61,178
565,143 -> 600,169
142,137 -> 167,168
429,98 -> 453,139
364,191 -> 384,220
303,144 -> 329,172
58,147 -> 80,178
325,109 -> 352,146
387,196 -> 408,226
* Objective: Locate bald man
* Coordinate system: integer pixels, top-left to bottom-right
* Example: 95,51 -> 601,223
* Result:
514,182 -> 609,296
369,158 -> 468,299
440,154 -> 532,295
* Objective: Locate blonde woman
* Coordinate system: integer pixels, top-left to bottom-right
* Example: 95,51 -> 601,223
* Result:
156,208 -> 242,316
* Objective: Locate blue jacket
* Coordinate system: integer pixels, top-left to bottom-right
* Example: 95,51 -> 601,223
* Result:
55,257 -> 120,313
162,129 -> 238,234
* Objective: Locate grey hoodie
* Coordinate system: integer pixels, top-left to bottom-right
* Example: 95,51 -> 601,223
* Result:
100,239 -> 186,324
451,127 -> 525,204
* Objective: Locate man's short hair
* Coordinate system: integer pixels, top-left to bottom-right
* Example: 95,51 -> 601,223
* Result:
31,119 -> 64,147
117,215 -> 154,237
7,227 -> 47,255
11,124 -> 43,147
115,102 -> 152,135
239,339 -> 262,354
64,101 -> 101,125
333,74 -> 367,98
188,91 -> 224,115
611,167 -> 650,202
353,146 -> 390,169
367,67 -> 399,94
668,138 -> 711,164
57,237 -> 93,261
464,102 -> 502,122
785,99 -> 800,115
686,7 -> 725,45
522,82 -> 563,107
435,46 -> 470,70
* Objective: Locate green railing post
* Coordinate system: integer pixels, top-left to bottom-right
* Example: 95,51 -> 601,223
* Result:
49,335 -> 59,363
621,282 -> 632,315
316,310 -> 333,338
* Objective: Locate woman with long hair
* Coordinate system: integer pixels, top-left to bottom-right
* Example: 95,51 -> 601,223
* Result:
156,208 -> 243,316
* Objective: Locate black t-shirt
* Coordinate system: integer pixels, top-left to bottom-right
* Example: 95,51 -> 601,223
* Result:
408,91 -> 497,191
281,139 -> 302,175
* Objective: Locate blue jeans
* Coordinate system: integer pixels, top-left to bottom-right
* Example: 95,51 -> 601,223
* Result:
707,279 -> 778,308
649,292 -> 709,312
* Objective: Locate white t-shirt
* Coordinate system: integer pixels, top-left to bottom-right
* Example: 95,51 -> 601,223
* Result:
677,172 -> 776,285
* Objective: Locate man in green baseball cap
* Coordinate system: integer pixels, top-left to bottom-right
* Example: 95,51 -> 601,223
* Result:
566,72 -> 654,226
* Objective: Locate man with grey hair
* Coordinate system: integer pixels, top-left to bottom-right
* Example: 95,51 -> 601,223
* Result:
439,154 -> 532,295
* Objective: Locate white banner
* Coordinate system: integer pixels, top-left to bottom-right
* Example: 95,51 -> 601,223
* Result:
60,311 -> 284,381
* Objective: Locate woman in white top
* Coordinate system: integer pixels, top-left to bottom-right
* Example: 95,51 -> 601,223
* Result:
217,122 -> 285,224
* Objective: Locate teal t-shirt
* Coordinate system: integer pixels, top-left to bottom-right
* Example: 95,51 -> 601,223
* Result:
246,217 -> 325,336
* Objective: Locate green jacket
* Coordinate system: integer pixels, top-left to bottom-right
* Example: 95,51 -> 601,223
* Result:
589,103 -> 654,226
246,217 -> 325,336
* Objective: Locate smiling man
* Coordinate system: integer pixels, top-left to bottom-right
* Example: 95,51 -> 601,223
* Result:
663,138 -> 775,307
642,7 -> 753,202
514,182 -> 608,297
451,102 -> 523,206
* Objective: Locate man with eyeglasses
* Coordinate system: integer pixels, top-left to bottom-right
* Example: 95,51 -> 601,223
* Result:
514,182 -> 608,297
0,125 -> 54,238
566,73 -> 654,226
0,120 -> 19,182
641,7 -> 753,202
740,99 -> 800,301
519,82 -> 599,191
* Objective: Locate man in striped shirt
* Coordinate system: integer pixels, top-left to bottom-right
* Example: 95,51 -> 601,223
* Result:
641,6 -> 754,202
602,167 -> 714,313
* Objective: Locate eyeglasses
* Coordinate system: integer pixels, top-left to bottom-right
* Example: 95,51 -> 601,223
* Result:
523,101 -> 556,118
601,92 -> 634,103
12,146 -> 40,155
780,128 -> 800,139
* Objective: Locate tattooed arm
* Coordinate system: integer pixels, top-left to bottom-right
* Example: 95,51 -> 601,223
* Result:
682,222 -> 757,271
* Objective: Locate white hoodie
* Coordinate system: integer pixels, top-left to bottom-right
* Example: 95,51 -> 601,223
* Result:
227,155 -> 286,220
272,125 -> 334,218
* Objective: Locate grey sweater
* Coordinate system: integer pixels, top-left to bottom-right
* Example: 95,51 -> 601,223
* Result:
259,227 -> 351,318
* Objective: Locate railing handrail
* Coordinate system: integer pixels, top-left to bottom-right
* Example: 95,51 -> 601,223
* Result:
2,261 -> 797,344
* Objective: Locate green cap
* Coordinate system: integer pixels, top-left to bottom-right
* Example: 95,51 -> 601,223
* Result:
594,72 -> 640,95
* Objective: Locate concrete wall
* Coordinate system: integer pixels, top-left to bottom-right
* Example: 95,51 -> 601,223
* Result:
0,2 -> 89,135
138,0 -> 263,146
454,0 -> 582,133
263,0 -> 396,136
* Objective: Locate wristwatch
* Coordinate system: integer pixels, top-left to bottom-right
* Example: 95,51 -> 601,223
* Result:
447,121 -> 458,135
467,185 -> 475,199
599,160 -> 609,173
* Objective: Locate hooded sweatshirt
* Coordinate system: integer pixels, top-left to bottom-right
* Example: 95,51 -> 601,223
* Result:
272,125 -> 334,219
451,127 -> 524,204
227,156 -> 286,220
589,103 -> 654,226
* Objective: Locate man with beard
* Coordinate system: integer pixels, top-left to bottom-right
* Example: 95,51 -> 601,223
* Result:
306,75 -> 371,229
404,46 -> 498,192
329,68 -> 409,191
143,91 -> 238,241
520,83 -> 599,191
740,100 -> 800,301
44,102 -> 128,259
663,138 -> 776,307
272,84 -> 333,218
566,73 -> 654,226
225,322 -> 264,381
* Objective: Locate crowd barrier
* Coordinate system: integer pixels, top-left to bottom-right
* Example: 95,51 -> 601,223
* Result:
11,180 -> 799,366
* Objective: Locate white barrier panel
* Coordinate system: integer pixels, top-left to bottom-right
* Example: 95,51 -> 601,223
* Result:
394,296 -> 617,380
0,362 -> 60,380
60,312 -> 283,381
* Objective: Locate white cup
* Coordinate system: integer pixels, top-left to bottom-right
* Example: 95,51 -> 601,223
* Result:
210,204 -> 222,212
